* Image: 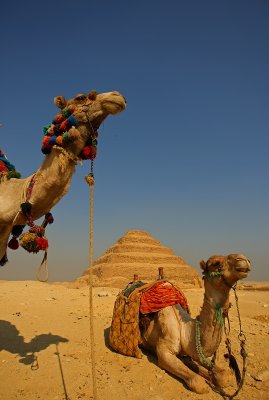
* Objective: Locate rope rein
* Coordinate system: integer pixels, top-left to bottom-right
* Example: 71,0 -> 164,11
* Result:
85,159 -> 98,400
199,281 -> 247,400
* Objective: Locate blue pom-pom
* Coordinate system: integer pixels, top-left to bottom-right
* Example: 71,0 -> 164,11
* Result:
49,135 -> 57,145
67,115 -> 78,128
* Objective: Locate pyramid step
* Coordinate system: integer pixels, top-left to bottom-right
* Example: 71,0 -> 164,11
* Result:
103,243 -> 174,255
94,252 -> 184,265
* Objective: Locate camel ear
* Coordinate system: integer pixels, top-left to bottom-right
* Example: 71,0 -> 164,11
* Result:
54,96 -> 66,109
200,260 -> 207,271
88,90 -> 97,100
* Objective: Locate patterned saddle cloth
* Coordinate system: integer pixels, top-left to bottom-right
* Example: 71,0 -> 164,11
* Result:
109,280 -> 189,358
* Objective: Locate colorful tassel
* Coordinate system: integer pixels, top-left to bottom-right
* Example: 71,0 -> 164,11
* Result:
21,202 -> 32,215
8,237 -> 19,250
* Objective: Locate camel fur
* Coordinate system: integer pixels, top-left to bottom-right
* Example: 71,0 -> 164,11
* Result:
0,90 -> 126,265
138,254 -> 251,394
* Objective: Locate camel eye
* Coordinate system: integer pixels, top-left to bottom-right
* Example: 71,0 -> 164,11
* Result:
75,95 -> 86,101
213,261 -> 221,268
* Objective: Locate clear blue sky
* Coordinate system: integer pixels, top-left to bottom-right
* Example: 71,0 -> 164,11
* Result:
1,0 -> 268,281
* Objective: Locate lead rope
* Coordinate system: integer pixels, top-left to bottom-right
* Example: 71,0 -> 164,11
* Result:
208,285 -> 247,399
85,159 -> 98,400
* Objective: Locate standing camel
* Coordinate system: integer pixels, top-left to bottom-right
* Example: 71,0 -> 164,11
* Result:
139,254 -> 251,394
0,90 -> 126,265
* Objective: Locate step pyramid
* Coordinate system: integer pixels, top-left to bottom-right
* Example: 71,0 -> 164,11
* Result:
75,230 -> 202,288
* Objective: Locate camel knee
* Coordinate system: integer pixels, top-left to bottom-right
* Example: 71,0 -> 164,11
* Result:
186,375 -> 210,394
212,366 -> 234,388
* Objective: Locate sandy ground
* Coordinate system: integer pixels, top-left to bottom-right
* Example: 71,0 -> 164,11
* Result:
0,280 -> 269,400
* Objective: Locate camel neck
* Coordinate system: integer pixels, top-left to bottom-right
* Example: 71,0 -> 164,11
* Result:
27,147 -> 79,219
198,282 -> 230,357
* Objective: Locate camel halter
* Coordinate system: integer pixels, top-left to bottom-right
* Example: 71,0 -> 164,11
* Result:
197,272 -> 247,400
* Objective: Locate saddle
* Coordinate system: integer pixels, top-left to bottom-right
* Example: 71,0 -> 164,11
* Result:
109,279 -> 189,358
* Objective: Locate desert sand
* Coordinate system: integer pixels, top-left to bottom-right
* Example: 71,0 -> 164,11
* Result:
0,280 -> 268,400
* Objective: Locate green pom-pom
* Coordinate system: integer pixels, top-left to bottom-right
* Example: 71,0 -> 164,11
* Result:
43,125 -> 50,135
7,171 -> 21,180
62,108 -> 72,118
63,132 -> 69,142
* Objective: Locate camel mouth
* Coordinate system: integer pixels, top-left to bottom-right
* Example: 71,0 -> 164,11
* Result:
235,267 -> 250,272
103,100 -> 126,115
235,267 -> 251,278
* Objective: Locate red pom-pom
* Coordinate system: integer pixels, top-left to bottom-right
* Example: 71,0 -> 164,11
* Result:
8,237 -> 19,250
36,237 -> 48,251
59,120 -> 68,131
83,146 -> 92,158
42,136 -> 51,145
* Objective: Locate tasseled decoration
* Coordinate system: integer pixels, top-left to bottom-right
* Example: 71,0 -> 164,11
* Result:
7,171 -> 21,179
11,225 -> 25,237
21,202 -> 32,216
8,237 -> 19,250
19,232 -> 48,253
18,213 -> 53,254
79,146 -> 96,160
41,108 -> 98,160
66,115 -> 78,128
8,224 -> 25,250
45,212 -> 54,225
0,254 -> 8,267
0,149 -> 21,179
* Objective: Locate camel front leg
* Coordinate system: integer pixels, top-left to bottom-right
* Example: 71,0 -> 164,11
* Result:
180,356 -> 234,389
156,344 -> 209,394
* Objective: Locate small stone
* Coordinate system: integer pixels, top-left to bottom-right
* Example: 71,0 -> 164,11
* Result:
97,291 -> 111,297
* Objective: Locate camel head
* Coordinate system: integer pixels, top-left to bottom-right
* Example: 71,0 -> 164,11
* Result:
42,90 -> 126,158
54,90 -> 126,131
200,253 -> 251,289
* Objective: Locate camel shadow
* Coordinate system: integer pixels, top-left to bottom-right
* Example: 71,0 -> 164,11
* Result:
0,320 -> 69,366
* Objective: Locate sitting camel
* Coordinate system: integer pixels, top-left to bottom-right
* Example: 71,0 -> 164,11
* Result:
0,90 -> 126,265
110,253 -> 251,395
139,253 -> 251,394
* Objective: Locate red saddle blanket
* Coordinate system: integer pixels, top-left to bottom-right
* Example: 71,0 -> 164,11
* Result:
140,280 -> 189,314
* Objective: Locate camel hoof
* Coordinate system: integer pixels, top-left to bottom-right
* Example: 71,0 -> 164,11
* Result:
187,376 -> 209,394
